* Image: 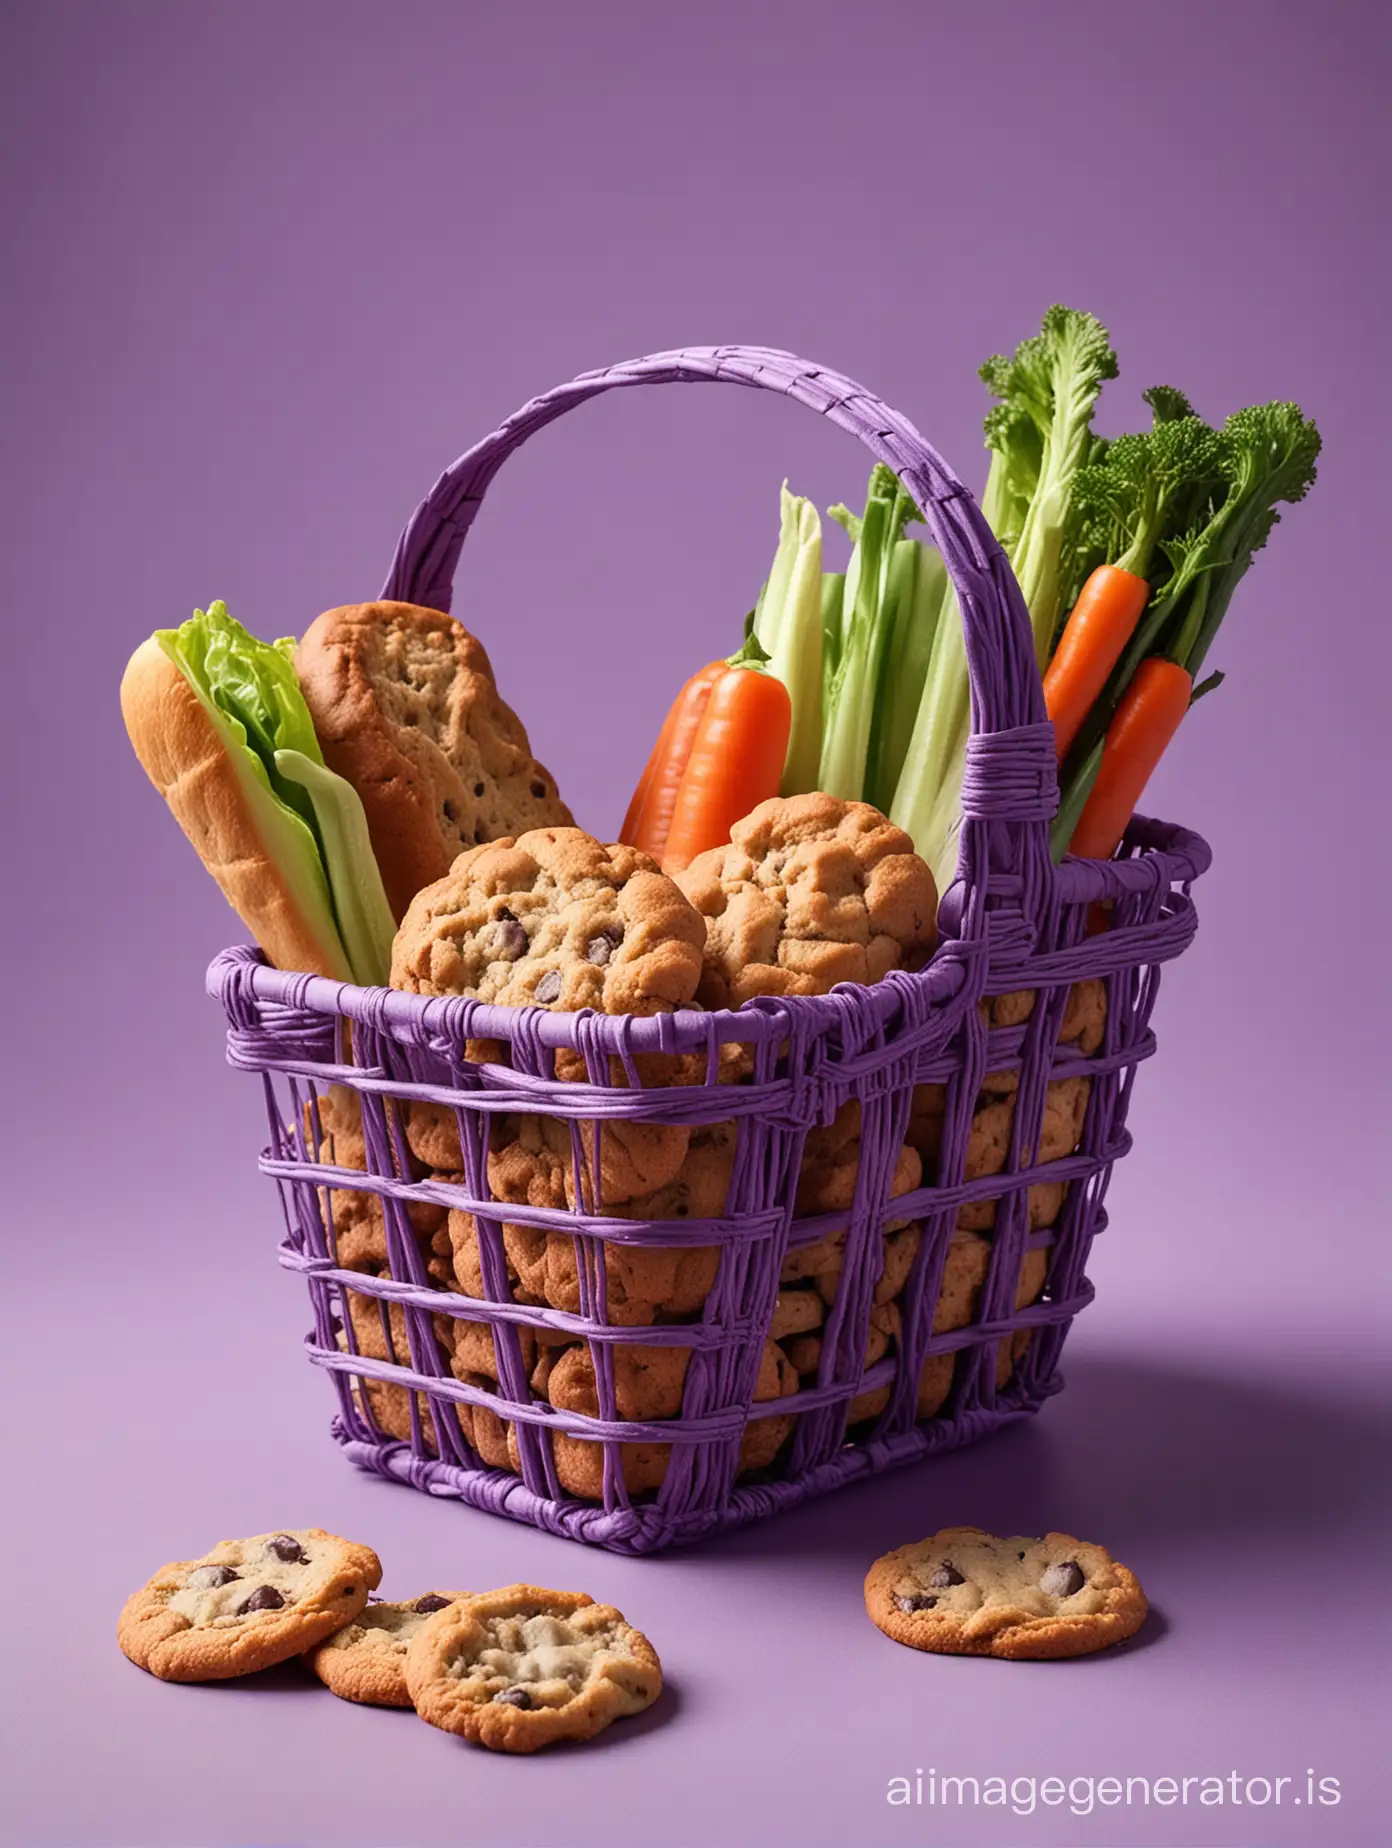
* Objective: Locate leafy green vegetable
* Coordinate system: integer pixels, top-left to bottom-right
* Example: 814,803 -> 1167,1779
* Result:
818,465 -> 922,800
753,484 -> 825,796
887,306 -> 1117,888
1050,399 -> 1321,856
982,304 -> 1118,666
1061,403 -> 1224,613
160,601 -> 394,984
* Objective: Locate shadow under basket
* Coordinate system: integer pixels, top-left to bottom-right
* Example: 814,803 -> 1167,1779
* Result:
205,346 -> 1210,1553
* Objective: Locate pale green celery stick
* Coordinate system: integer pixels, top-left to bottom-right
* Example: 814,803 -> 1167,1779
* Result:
818,494 -> 896,799
753,483 -> 824,796
160,606 -> 351,979
276,750 -> 397,986
888,570 -> 969,880
866,539 -> 947,815
820,573 -> 845,709
886,432 -> 1023,878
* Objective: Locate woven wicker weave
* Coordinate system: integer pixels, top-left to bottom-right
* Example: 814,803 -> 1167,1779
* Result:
208,347 -> 1209,1553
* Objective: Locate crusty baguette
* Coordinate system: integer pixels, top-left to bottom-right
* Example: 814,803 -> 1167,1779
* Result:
295,602 -> 572,921
120,636 -> 352,978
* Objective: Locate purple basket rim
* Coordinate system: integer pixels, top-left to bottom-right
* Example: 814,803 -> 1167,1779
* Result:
206,810 -> 1210,1059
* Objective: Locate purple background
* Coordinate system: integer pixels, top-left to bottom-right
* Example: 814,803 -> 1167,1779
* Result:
4,2 -> 1389,1844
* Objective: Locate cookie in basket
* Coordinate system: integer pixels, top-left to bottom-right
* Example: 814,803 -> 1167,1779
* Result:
392,826 -> 711,1200
308,1592 -> 473,1707
391,827 -> 704,1014
295,601 -> 571,920
674,793 -> 937,1008
405,1586 -> 662,1752
782,1301 -> 899,1423
865,1527 -> 1147,1659
916,1233 -> 1049,1418
117,1529 -> 381,1682
457,1335 -> 799,1499
446,1119 -> 736,1325
780,1125 -> 924,1308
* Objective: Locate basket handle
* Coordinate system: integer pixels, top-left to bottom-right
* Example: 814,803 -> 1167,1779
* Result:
382,345 -> 1057,917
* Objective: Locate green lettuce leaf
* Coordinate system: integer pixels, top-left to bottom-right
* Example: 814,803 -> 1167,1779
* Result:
276,749 -> 397,987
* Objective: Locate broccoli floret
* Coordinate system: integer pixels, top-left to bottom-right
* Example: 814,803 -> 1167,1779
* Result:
1162,400 -> 1321,672
1142,384 -> 1198,425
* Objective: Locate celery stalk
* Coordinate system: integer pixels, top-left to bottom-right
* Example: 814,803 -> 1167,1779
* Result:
753,483 -> 824,797
820,572 -> 845,703
818,468 -> 919,801
865,538 -> 947,816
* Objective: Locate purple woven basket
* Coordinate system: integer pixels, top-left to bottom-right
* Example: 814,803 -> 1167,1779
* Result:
208,347 -> 1210,1554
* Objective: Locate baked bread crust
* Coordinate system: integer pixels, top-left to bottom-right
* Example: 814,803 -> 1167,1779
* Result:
295,601 -> 572,919
120,637 -> 351,978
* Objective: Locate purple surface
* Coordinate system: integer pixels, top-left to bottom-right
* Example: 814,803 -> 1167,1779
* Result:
2,1 -> 1389,1844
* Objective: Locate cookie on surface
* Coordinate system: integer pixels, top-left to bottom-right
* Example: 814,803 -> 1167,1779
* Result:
308,1592 -> 472,1707
117,1529 -> 381,1682
865,1526 -> 1147,1659
390,827 -> 706,1014
675,794 -> 938,1008
404,1585 -> 662,1752
295,601 -> 571,920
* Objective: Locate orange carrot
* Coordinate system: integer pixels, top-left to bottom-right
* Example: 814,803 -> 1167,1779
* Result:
1068,657 -> 1192,860
619,659 -> 724,858
1044,564 -> 1151,762
661,644 -> 792,873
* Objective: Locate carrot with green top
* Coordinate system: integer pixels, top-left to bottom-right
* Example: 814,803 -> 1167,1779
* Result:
1066,657 -> 1193,860
619,659 -> 725,859
1043,564 -> 1150,762
661,627 -> 792,873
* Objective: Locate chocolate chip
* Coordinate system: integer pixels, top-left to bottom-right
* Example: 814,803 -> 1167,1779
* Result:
535,971 -> 562,1004
474,781 -> 486,797
1039,1561 -> 1086,1598
894,1592 -> 938,1612
186,1565 -> 239,1591
530,781 -> 547,799
414,1595 -> 452,1614
585,930 -> 620,966
265,1535 -> 305,1563
493,1686 -> 534,1708
498,906 -> 518,921
496,920 -> 528,960
239,1584 -> 286,1614
928,1561 -> 965,1588
443,799 -> 459,823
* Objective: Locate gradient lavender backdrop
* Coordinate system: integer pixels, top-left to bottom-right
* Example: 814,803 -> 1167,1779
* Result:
3,3 -> 1389,1845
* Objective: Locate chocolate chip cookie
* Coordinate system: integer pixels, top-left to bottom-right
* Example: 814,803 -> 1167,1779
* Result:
404,1585 -> 662,1752
390,827 -> 705,1014
295,601 -> 571,921
117,1529 -> 381,1681
675,793 -> 937,1007
308,1592 -> 473,1707
865,1527 -> 1148,1659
